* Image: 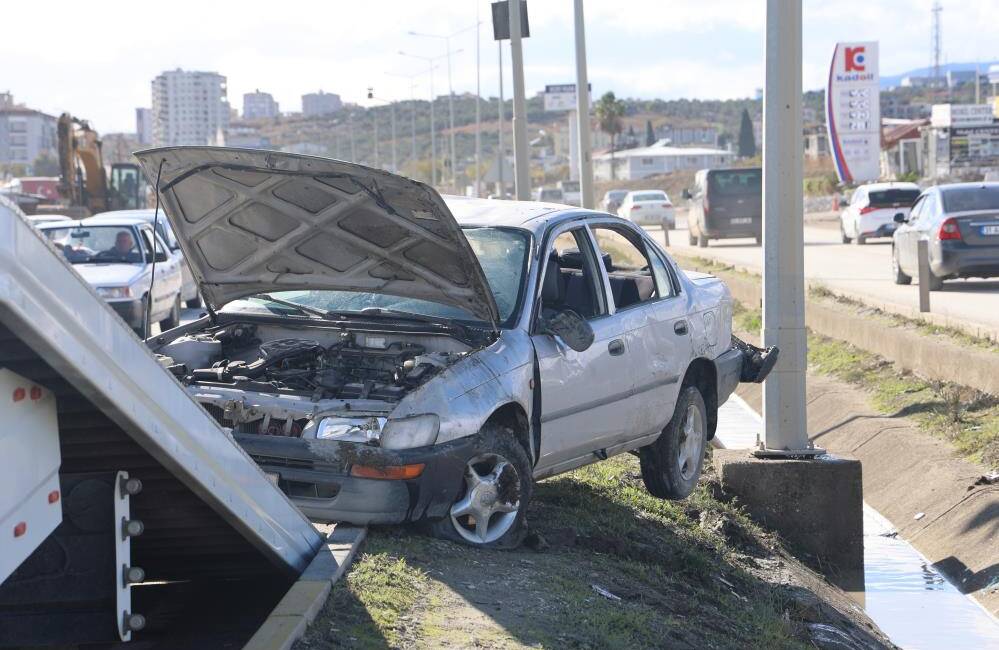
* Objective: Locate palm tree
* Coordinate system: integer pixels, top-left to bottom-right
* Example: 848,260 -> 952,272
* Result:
594,91 -> 625,180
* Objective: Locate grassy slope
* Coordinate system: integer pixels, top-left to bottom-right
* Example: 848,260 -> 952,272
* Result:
296,455 -> 891,650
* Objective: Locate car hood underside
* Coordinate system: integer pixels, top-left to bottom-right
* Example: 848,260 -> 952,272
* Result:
133,146 -> 500,327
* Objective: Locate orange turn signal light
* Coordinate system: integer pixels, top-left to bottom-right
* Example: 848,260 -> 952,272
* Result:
350,463 -> 425,480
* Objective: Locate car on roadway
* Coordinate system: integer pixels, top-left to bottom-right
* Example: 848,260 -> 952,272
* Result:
683,167 -> 762,247
617,190 -> 675,230
558,180 -> 581,206
601,189 -> 628,213
840,182 -> 920,245
534,187 -> 564,203
88,209 -> 201,308
140,146 -> 756,548
891,182 -> 999,291
37,217 -> 184,333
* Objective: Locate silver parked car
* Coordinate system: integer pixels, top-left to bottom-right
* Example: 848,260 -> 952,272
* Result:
87,209 -> 201,308
892,183 -> 999,290
37,217 -> 184,333
139,147 -> 758,548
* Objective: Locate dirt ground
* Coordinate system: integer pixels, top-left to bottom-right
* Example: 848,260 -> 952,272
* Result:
295,454 -> 895,650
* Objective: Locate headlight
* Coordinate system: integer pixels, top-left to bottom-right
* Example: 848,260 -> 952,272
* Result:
96,286 -> 132,299
379,414 -> 440,450
316,416 -> 384,443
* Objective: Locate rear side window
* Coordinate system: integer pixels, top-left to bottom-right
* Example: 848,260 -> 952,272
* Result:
708,169 -> 762,196
868,188 -> 920,208
632,192 -> 667,202
590,226 -> 659,310
941,186 -> 999,212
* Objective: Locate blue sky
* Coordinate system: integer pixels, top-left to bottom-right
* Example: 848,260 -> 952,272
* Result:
3,0 -> 996,133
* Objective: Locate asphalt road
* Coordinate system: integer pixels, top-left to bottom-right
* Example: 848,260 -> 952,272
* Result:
653,212 -> 999,340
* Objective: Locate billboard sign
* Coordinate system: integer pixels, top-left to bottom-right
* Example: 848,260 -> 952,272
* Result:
826,41 -> 881,184
544,83 -> 590,112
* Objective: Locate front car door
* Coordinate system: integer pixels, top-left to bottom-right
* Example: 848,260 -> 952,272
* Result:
530,222 -> 633,477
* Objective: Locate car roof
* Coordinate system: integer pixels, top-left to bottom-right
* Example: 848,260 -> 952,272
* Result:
934,182 -> 999,192
87,209 -> 158,222
861,182 -> 920,190
37,217 -> 150,228
626,189 -> 667,196
444,195 -> 614,235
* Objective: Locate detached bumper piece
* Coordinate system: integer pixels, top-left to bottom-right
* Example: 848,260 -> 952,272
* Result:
732,335 -> 779,384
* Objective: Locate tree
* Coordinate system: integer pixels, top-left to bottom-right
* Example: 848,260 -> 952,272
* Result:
594,91 -> 625,180
645,119 -> 655,146
737,108 -> 756,158
31,151 -> 60,177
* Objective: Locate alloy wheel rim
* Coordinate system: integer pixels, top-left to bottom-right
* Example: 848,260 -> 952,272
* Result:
450,452 -> 521,544
677,403 -> 704,481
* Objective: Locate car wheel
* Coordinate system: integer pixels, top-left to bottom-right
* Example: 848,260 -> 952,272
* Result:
639,385 -> 708,500
697,233 -> 708,248
891,246 -> 911,285
185,293 -> 202,309
160,294 -> 181,331
840,222 -> 851,244
429,424 -> 532,548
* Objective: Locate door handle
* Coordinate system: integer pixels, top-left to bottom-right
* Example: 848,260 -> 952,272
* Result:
608,339 -> 625,356
673,320 -> 688,335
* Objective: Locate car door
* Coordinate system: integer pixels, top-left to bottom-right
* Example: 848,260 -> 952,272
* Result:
590,222 -> 692,444
139,228 -> 178,317
531,223 -> 632,475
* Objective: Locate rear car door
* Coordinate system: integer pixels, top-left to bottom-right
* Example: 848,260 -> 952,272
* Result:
590,223 -> 691,443
531,224 -> 632,474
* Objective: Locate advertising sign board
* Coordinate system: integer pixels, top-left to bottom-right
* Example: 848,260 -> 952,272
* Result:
826,41 -> 881,183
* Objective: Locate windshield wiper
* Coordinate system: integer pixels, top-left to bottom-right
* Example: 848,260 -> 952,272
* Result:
252,294 -> 339,320
356,307 -> 472,334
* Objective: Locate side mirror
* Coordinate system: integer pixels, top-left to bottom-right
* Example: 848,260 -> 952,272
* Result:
893,212 -> 907,224
155,251 -> 169,263
682,189 -> 692,200
541,309 -> 594,352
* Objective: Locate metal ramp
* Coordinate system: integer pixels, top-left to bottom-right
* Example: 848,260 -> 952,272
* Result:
0,202 -> 324,644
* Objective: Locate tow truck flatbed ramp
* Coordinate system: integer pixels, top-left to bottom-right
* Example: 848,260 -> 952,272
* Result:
0,200 -> 324,644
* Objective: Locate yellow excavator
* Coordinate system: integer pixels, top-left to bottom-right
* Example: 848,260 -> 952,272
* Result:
42,113 -> 146,217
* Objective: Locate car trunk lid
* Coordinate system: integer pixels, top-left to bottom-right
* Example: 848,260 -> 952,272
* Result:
133,147 -> 500,329
953,212 -> 999,246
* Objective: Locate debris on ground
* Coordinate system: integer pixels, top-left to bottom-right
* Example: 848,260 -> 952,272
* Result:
590,584 -> 622,601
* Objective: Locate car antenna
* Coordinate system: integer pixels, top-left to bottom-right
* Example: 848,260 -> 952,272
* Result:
144,159 -> 165,340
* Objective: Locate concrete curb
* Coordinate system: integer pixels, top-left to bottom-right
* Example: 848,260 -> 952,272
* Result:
243,525 -> 367,650
674,253 -> 999,396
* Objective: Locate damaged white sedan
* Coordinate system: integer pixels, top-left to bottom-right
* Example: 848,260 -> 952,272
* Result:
138,147 -> 771,547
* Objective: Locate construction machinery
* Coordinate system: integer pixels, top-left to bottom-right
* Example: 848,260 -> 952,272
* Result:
44,113 -> 146,218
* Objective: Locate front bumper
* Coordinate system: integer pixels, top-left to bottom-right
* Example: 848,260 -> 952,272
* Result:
107,298 -> 144,329
233,433 -> 479,525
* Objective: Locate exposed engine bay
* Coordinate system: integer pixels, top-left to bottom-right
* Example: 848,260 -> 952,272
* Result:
155,322 -> 468,441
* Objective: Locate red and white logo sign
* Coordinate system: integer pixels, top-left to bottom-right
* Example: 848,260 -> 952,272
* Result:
845,46 -> 866,72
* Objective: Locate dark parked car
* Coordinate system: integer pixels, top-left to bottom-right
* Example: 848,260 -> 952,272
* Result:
683,168 -> 762,247
891,183 -> 999,290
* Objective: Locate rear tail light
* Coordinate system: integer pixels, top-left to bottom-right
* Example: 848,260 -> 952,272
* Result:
631,205 -> 641,210
859,206 -> 878,215
937,217 -> 962,241
662,203 -> 671,208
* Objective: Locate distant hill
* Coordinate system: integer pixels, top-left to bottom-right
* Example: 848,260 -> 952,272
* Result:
880,61 -> 999,89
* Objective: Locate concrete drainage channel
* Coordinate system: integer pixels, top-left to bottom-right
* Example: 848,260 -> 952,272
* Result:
244,525 -> 367,650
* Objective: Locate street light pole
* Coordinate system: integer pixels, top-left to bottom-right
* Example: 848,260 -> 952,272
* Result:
475,3 -> 482,197
508,0 -> 530,200
573,0 -> 594,209
758,0 -> 819,457
498,40 -> 504,195
400,51 -> 452,187
386,71 -> 423,173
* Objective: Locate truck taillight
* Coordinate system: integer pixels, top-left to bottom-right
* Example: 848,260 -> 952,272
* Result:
938,217 -> 962,241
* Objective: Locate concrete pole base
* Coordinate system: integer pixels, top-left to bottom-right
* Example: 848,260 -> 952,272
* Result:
714,449 -> 864,593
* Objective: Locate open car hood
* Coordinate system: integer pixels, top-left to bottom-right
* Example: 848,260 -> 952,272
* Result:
134,147 -> 499,328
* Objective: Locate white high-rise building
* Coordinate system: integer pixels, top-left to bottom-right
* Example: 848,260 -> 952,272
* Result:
135,107 -> 153,144
243,90 -> 279,119
301,91 -> 342,117
151,69 -> 230,147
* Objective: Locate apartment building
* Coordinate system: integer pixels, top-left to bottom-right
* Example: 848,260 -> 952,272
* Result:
243,90 -> 280,120
151,69 -> 230,146
0,93 -> 57,169
302,91 -> 342,117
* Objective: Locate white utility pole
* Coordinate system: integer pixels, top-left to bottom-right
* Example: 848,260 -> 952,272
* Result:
759,0 -> 819,457
573,0 -> 594,209
497,41 -> 505,195
509,0 -> 530,200
386,71 -> 424,173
